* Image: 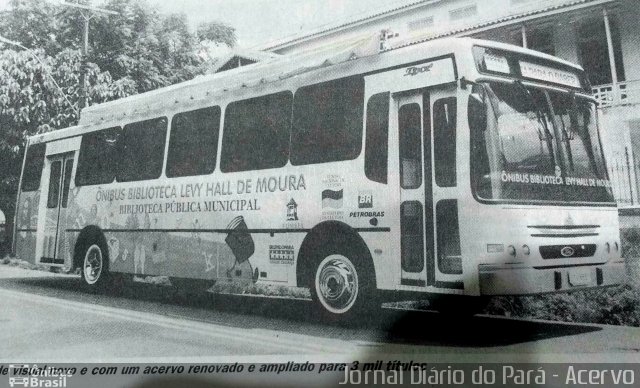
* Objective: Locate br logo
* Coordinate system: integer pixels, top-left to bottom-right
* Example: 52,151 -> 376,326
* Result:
358,191 -> 373,208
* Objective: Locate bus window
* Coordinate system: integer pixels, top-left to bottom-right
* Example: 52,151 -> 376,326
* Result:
433,98 -> 457,187
76,127 -> 121,186
167,106 -> 221,177
291,76 -> 364,165
365,93 -> 389,184
21,143 -> 46,192
47,161 -> 62,209
436,199 -> 462,274
61,159 -> 73,208
401,201 -> 425,272
399,103 -> 422,189
220,91 -> 292,173
118,118 -> 167,182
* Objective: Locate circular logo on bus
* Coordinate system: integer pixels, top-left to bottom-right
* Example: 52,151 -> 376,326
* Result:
560,246 -> 575,257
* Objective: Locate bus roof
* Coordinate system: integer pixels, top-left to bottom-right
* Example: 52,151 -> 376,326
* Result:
29,37 -> 584,144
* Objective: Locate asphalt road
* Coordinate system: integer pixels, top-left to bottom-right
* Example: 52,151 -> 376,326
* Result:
1,265 -> 639,363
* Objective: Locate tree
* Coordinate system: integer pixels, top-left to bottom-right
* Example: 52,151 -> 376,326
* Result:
0,0 -> 237,240
0,47 -> 137,239
77,0 -> 236,92
0,0 -> 237,93
197,21 -> 236,48
0,0 -> 66,55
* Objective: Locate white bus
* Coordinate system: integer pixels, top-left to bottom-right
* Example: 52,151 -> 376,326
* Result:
13,37 -> 626,320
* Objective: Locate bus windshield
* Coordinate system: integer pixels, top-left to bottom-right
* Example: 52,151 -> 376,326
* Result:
472,81 -> 614,204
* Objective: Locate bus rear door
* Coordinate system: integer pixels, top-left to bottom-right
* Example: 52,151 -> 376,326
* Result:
39,152 -> 74,267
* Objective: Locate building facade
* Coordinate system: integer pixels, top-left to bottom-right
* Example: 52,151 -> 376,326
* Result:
263,0 -> 640,207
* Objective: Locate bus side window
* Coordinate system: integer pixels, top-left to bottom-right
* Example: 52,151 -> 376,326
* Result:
21,143 -> 46,192
167,106 -> 221,178
365,93 -> 389,184
220,91 -> 292,173
433,97 -> 457,187
291,76 -> 364,165
118,118 -> 167,182
399,103 -> 423,189
76,127 -> 121,186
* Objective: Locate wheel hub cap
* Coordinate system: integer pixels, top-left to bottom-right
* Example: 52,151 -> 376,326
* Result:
84,245 -> 103,284
317,256 -> 358,312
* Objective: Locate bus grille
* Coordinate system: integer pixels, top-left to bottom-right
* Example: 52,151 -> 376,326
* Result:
539,244 -> 596,259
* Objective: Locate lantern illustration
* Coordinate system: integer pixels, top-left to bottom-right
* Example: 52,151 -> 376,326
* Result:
286,198 -> 298,221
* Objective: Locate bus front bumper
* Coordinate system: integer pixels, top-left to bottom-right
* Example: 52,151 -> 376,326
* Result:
478,262 -> 626,295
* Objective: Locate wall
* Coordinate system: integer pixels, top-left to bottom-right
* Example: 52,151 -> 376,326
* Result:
617,2 -> 640,82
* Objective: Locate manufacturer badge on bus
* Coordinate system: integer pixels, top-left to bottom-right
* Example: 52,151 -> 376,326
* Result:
561,246 -> 576,257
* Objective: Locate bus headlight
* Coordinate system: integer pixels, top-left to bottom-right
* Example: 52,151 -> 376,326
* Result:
522,245 -> 530,256
507,245 -> 516,257
605,242 -> 610,253
614,242 -> 619,252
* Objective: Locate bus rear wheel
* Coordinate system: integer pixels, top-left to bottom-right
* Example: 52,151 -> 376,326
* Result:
80,242 -> 110,290
311,252 -> 376,323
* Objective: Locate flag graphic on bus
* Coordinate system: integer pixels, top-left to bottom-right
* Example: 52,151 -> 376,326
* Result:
322,189 -> 343,209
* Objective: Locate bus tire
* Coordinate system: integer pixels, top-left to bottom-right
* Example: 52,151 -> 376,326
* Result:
80,239 -> 111,291
310,249 -> 377,323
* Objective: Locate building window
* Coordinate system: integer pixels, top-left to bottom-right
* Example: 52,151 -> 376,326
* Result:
527,26 -> 555,56
220,91 -> 292,172
577,15 -> 625,86
408,17 -> 434,31
449,4 -> 477,21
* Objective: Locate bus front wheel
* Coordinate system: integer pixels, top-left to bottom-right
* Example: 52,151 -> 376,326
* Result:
80,242 -> 110,290
311,252 -> 376,322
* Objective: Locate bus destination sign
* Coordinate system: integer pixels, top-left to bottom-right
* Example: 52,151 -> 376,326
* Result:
483,53 -> 511,74
519,61 -> 581,88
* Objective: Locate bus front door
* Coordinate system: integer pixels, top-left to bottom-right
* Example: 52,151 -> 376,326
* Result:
397,93 -> 432,287
40,154 -> 74,266
397,89 -> 463,290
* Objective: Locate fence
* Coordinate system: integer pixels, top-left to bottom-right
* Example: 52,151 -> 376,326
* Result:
593,79 -> 640,108
618,209 -> 640,285
609,149 -> 637,207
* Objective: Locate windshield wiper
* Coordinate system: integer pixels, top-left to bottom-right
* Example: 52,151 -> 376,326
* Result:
513,81 -> 554,142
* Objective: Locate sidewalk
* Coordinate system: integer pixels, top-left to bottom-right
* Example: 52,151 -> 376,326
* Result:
0,264 -> 71,279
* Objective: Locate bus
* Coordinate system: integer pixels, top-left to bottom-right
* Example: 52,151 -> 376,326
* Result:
0,209 -> 6,257
13,37 -> 626,320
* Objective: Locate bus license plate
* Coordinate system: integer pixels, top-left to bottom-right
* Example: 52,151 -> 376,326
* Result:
569,268 -> 593,286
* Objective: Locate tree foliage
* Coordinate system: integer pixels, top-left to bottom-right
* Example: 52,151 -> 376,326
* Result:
0,0 -> 236,235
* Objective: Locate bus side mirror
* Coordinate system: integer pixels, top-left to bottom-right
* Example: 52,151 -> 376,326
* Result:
468,94 -> 487,133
